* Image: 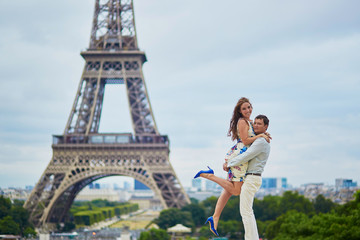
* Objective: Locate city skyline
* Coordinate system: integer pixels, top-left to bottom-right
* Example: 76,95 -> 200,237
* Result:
0,0 -> 360,189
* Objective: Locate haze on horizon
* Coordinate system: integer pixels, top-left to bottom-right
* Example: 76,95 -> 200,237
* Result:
0,0 -> 359,189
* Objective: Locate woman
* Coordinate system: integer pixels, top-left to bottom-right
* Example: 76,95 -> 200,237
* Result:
194,97 -> 269,236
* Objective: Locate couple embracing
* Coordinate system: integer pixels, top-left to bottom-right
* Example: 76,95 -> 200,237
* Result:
194,97 -> 271,240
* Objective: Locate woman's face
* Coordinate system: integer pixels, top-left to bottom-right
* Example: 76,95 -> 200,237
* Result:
240,102 -> 252,119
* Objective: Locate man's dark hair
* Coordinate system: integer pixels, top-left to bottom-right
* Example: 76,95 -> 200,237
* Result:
255,114 -> 269,126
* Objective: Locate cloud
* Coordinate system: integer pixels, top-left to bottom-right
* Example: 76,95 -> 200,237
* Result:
0,0 -> 359,189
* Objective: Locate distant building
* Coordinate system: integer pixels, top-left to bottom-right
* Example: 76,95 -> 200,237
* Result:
75,188 -> 119,201
129,196 -> 162,210
88,182 -> 101,189
124,181 -> 131,190
0,234 -> 21,240
301,183 -> 327,200
187,191 -> 222,201
134,180 -> 150,190
261,178 -> 287,189
192,178 -> 202,191
0,188 -> 29,201
205,180 -> 221,191
335,178 -> 357,190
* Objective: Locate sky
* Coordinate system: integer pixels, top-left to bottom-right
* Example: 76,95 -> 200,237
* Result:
0,0 -> 359,190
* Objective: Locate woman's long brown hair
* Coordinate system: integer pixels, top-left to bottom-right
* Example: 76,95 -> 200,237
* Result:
228,97 -> 251,141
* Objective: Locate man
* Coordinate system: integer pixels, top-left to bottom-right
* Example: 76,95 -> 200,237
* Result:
227,114 -> 271,240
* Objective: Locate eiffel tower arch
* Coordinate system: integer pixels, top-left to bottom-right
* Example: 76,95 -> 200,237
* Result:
24,0 -> 190,229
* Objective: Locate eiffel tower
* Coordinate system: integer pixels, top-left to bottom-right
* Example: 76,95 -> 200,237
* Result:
24,0 -> 190,229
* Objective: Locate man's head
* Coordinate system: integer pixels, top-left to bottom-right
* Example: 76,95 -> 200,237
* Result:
253,115 -> 269,134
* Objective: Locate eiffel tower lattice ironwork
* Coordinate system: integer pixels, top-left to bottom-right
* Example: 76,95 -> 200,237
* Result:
24,0 -> 190,229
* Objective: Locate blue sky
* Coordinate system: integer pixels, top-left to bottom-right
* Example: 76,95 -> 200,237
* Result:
0,0 -> 359,189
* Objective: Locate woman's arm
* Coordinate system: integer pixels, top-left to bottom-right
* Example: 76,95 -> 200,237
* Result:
238,119 -> 270,145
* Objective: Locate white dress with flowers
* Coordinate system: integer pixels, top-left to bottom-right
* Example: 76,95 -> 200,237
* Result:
225,119 -> 255,182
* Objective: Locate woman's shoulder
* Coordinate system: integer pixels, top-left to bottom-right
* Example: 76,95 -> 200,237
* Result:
237,118 -> 251,130
237,118 -> 251,126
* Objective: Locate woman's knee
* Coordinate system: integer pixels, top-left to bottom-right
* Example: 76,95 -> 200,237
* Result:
231,188 -> 241,196
231,182 -> 242,195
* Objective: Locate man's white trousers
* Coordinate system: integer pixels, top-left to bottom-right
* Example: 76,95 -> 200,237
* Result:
240,175 -> 262,240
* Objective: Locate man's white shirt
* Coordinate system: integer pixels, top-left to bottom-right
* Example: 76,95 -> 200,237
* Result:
227,137 -> 270,174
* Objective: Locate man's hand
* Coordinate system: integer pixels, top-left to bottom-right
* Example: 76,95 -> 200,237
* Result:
265,132 -> 272,140
258,133 -> 271,143
223,162 -> 229,172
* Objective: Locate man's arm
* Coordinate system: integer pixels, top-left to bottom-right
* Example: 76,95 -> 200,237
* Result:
227,138 -> 266,167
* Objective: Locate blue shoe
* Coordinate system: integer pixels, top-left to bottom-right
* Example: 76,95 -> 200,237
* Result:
194,166 -> 214,179
205,216 -> 219,236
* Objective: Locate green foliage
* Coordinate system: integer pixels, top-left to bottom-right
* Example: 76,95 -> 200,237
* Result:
10,205 -> 30,233
189,197 -> 199,204
254,191 -> 319,223
0,216 -> 20,235
220,196 -> 242,222
201,196 -> 218,217
139,228 -> 170,240
313,194 -> 336,214
0,196 -> 11,219
152,190 -> 359,239
23,227 -> 37,238
279,191 -> 315,216
198,237 -> 208,240
199,225 -> 215,239
181,203 -> 205,226
218,220 -> 243,239
90,199 -> 118,207
264,192 -> 360,240
74,210 -> 103,225
62,222 -> 76,232
71,199 -> 128,209
154,208 -> 193,230
11,199 -> 25,208
72,203 -> 138,226
336,190 -> 360,216
257,219 -> 272,238
254,195 -> 282,221
0,196 -> 36,237
265,210 -> 311,239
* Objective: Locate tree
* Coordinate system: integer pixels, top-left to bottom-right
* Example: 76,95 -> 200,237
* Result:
10,205 -> 30,233
0,196 -> 11,219
62,222 -> 76,232
254,195 -> 282,221
0,216 -> 20,235
154,208 -> 193,229
218,220 -> 243,240
139,231 -> 150,240
199,225 -> 215,239
201,196 -> 218,217
139,228 -> 170,240
221,196 -> 242,222
23,227 -> 37,238
265,202 -> 360,240
279,191 -> 315,216
337,190 -> 360,216
0,197 -> 35,237
189,198 -> 199,204
265,210 -> 311,240
313,194 -> 336,214
181,204 -> 205,226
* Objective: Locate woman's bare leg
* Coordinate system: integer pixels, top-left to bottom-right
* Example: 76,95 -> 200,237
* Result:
201,173 -> 243,195
213,189 -> 232,229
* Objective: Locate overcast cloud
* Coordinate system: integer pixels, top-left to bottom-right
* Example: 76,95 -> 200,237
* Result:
0,0 -> 359,188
